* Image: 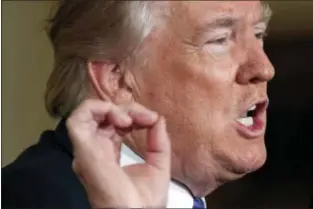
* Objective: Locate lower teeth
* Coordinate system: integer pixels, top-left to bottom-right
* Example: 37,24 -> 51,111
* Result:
237,117 -> 253,127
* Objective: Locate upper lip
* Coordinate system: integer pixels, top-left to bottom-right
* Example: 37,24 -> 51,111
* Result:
239,97 -> 269,118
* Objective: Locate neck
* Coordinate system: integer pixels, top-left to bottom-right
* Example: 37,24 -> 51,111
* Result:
170,160 -> 220,198
183,180 -> 219,197
124,139 -> 220,198
124,138 -> 222,198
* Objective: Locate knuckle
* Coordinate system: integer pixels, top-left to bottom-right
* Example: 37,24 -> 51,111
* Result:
126,101 -> 140,111
78,99 -> 113,115
65,117 -> 75,130
80,99 -> 95,109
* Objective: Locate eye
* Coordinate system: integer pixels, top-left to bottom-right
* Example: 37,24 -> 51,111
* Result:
206,36 -> 230,45
255,31 -> 268,40
204,31 -> 233,55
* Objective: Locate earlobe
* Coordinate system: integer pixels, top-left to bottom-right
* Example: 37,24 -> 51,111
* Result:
87,60 -> 119,101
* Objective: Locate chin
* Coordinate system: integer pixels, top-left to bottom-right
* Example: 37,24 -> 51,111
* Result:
230,143 -> 267,175
214,136 -> 267,181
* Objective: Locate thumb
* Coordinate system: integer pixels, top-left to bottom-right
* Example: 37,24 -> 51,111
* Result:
145,116 -> 171,172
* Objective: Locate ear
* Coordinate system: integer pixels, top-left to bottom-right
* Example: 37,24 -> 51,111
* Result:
87,60 -> 133,103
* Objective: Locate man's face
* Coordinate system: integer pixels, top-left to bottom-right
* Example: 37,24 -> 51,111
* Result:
127,1 -> 274,195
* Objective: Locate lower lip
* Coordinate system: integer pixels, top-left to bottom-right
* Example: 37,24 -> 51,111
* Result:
234,114 -> 266,139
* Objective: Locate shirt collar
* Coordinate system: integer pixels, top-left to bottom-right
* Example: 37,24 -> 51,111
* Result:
120,144 -> 206,208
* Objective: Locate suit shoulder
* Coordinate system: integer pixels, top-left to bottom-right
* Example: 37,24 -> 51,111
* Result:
2,130 -> 91,208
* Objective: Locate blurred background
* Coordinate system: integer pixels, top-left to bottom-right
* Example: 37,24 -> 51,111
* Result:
2,1 -> 57,166
2,1 -> 313,207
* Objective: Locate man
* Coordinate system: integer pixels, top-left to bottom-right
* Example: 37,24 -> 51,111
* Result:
2,1 -> 274,208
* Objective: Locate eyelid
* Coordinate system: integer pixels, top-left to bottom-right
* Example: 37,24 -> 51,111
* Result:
254,23 -> 268,33
255,21 -> 268,29
205,30 -> 232,44
255,26 -> 267,32
254,28 -> 268,39
258,31 -> 268,36
206,37 -> 230,46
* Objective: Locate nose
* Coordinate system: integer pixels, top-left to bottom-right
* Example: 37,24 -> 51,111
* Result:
236,41 -> 275,84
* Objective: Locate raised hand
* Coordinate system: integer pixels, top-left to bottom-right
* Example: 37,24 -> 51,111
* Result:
66,100 -> 171,208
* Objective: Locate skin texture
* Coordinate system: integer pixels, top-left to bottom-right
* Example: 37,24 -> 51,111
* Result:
86,1 -> 275,198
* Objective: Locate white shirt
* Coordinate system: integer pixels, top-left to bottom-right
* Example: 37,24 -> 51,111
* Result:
119,144 -> 206,208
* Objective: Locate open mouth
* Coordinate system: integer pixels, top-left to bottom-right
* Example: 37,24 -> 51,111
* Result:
235,100 -> 268,139
236,104 -> 257,127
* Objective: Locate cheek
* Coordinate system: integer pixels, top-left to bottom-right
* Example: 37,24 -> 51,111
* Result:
204,55 -> 238,88
134,38 -> 241,146
136,46 -> 239,136
193,56 -> 239,122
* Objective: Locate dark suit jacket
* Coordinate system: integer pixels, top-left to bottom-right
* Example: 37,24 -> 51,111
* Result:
2,119 -> 92,208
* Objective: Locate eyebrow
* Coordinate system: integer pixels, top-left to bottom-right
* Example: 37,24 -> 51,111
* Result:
260,2 -> 273,24
195,2 -> 273,34
203,17 -> 240,29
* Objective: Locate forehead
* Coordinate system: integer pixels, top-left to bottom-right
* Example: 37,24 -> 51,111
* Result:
171,1 -> 265,24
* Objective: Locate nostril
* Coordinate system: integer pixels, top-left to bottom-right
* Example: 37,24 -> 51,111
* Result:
249,77 -> 260,84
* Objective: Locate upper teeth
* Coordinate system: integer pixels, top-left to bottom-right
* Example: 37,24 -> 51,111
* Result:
236,105 -> 256,127
248,105 -> 256,111
237,105 -> 256,127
